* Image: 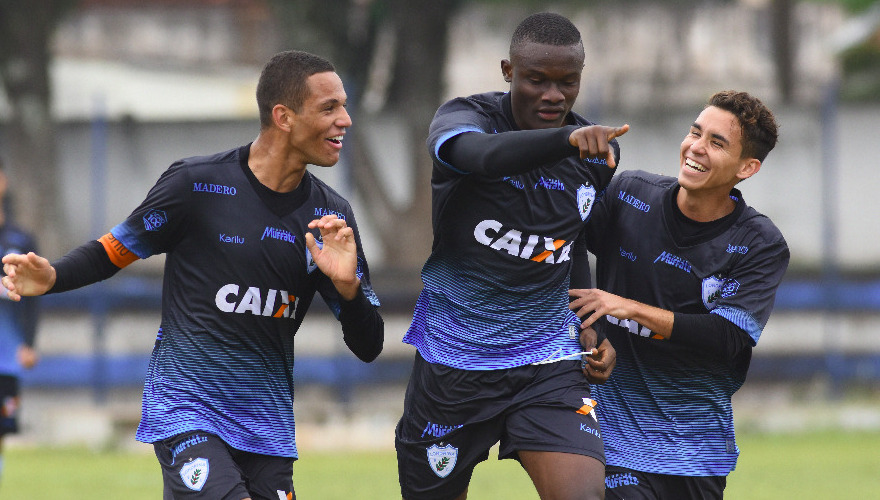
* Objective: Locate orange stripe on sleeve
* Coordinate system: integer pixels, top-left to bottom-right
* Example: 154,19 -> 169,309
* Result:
98,233 -> 140,268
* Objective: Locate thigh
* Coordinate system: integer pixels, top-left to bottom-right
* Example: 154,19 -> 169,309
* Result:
0,375 -> 19,436
234,450 -> 295,500
154,431 -> 250,500
395,354 -> 505,500
519,450 -> 605,500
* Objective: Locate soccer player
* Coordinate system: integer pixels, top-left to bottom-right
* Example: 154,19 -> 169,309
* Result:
395,12 -> 627,500
570,90 -> 790,499
0,161 -> 39,484
1,50 -> 383,500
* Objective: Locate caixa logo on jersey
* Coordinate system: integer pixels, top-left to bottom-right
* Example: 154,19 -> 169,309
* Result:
701,274 -> 740,310
473,219 -> 572,264
215,284 -> 299,319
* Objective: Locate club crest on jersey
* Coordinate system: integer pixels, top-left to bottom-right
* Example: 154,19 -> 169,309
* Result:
577,183 -> 596,221
143,209 -> 167,231
305,239 -> 323,274
702,275 -> 725,310
180,457 -> 209,491
427,444 -> 458,478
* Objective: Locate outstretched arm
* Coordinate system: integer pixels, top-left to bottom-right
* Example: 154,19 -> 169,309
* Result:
569,288 -> 673,338
1,252 -> 56,301
441,124 -> 629,177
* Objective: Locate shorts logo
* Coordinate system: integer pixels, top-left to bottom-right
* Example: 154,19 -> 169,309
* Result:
179,457 -> 209,491
276,490 -> 293,500
577,183 -> 596,221
427,444 -> 458,478
143,209 -> 167,231
576,397 -> 598,421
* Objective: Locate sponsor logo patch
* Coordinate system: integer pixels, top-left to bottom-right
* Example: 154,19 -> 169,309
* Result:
179,458 -> 209,491
427,444 -> 458,478
576,397 -> 598,421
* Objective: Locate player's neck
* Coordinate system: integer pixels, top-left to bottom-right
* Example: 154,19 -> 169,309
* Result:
248,134 -> 307,193
675,187 -> 736,223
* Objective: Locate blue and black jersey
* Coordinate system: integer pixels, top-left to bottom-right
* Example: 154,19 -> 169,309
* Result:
403,92 -> 618,370
585,170 -> 789,476
108,144 -> 379,458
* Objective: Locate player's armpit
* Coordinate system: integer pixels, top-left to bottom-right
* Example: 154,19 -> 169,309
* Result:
98,233 -> 140,268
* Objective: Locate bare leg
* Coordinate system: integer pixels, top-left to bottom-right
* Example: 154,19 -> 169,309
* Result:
519,450 -> 604,500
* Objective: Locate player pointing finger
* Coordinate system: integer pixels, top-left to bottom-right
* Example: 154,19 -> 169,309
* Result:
569,124 -> 630,166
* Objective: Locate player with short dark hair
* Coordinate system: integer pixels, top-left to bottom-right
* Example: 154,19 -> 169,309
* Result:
0,159 -> 39,485
2,50 -> 383,500
570,90 -> 789,499
395,12 -> 627,500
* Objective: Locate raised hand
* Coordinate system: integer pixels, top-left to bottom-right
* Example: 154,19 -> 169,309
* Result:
305,215 -> 359,300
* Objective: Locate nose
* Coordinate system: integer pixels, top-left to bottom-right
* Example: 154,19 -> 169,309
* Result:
338,107 -> 352,128
542,83 -> 565,104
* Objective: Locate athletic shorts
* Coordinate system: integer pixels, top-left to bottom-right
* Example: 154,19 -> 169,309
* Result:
0,375 -> 20,436
395,352 -> 604,500
604,465 -> 727,500
153,430 -> 295,500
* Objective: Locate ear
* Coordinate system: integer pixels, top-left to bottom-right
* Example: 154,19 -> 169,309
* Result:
501,59 -> 512,83
736,158 -> 761,181
272,104 -> 294,132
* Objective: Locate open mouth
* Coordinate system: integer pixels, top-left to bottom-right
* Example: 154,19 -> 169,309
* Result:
685,158 -> 707,172
327,135 -> 343,145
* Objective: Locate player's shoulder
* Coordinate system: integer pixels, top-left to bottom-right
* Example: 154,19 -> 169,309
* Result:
306,172 -> 354,213
437,91 -> 505,116
172,146 -> 241,173
737,203 -> 788,249
610,169 -> 676,194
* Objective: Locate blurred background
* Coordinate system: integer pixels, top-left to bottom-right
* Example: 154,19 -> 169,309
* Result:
0,0 -> 878,460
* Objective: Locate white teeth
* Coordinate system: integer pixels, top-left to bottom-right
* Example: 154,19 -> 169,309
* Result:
685,158 -> 706,172
329,135 -> 343,142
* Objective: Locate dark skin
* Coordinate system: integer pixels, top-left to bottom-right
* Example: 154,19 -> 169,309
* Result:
436,40 -> 623,500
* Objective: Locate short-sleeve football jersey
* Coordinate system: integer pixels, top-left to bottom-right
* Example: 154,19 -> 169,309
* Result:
585,170 -> 789,476
111,145 -> 379,458
402,92 -> 617,370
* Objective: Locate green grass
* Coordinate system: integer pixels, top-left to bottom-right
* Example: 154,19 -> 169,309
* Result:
2,429 -> 878,499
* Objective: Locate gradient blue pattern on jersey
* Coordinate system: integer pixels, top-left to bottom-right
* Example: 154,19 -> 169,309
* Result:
137,317 -> 297,457
594,342 -> 742,476
404,256 -> 582,370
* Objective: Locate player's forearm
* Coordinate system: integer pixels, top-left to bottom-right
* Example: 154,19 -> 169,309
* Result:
443,126 -> 579,177
339,287 -> 384,362
50,239 -> 122,294
626,299 -> 674,339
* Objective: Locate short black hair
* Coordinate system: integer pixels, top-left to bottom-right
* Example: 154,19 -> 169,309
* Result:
708,90 -> 779,162
510,12 -> 582,56
256,50 -> 335,128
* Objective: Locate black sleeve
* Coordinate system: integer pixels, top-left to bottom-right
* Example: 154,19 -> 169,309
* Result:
48,240 -> 122,294
441,126 -> 581,177
671,312 -> 752,360
339,286 -> 384,362
569,231 -> 606,345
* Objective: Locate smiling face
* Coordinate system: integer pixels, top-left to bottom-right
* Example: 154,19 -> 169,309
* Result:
287,71 -> 352,167
678,105 -> 761,198
501,41 -> 584,130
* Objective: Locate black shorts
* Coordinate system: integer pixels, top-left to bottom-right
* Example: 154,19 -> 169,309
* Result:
395,352 -> 604,500
0,375 -> 20,436
153,431 -> 295,500
605,465 -> 727,500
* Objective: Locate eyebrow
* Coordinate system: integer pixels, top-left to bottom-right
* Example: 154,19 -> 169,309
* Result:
691,122 -> 730,146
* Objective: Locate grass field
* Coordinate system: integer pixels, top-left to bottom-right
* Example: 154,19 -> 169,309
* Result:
2,429 -> 879,499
